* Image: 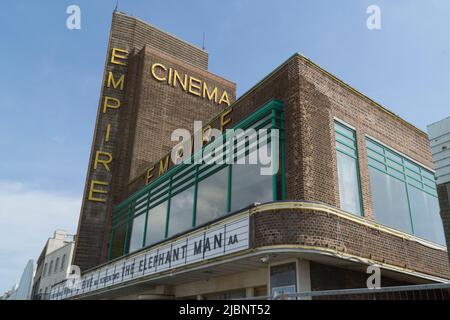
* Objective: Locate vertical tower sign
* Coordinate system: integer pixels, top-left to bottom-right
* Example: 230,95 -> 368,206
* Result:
73,12 -> 236,271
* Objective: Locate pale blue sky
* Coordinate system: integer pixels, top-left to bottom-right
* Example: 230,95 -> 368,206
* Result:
1,0 -> 449,293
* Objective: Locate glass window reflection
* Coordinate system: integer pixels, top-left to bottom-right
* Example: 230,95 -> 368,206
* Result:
408,186 -> 446,245
337,152 -> 362,215
231,163 -> 272,212
128,214 -> 145,253
168,186 -> 195,237
196,168 -> 228,226
145,201 -> 168,246
369,167 -> 412,234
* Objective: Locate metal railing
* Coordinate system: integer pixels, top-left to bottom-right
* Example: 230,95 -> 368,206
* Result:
238,283 -> 450,300
32,293 -> 51,301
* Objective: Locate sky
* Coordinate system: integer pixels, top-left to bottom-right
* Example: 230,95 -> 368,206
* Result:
1,0 -> 450,293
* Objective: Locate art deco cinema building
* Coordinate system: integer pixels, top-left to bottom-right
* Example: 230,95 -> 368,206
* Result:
52,12 -> 450,300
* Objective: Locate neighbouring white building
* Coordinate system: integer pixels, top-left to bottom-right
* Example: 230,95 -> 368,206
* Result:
428,117 -> 450,185
32,230 -> 75,300
1,285 -> 17,300
3,260 -> 35,300
428,117 -> 450,258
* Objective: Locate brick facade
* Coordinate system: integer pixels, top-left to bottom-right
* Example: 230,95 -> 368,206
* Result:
74,12 -> 449,283
73,11 -> 235,271
125,46 -> 236,184
253,206 -> 450,279
238,54 -> 449,279
118,53 -> 449,280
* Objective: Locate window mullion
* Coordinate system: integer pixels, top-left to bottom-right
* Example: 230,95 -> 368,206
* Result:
164,177 -> 173,238
192,165 -> 199,227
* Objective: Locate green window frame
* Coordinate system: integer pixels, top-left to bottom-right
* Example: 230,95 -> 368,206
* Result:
366,137 -> 445,245
366,138 -> 438,198
108,100 -> 286,260
334,121 -> 364,216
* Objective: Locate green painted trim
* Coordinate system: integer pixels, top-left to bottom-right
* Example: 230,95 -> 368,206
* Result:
197,163 -> 227,181
123,205 -> 131,255
142,192 -> 151,248
366,139 -> 443,242
335,123 -> 354,139
368,164 -> 438,199
169,181 -> 197,199
281,112 -> 286,200
192,166 -> 199,227
405,184 -> 415,235
227,165 -> 232,212
336,146 -> 358,160
114,99 -> 283,211
366,137 -> 437,194
368,161 -> 438,199
271,108 -> 278,201
334,121 -> 364,217
335,136 -> 357,150
353,135 -> 364,217
108,99 -> 285,259
146,197 -> 171,213
164,177 -> 173,238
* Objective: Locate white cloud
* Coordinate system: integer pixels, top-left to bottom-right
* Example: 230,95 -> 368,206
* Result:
0,180 -> 80,293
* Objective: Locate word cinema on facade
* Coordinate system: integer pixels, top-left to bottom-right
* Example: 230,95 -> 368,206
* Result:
53,12 -> 450,300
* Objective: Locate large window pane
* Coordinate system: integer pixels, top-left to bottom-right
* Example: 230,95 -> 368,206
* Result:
231,163 -> 272,212
167,186 -> 195,237
408,187 -> 446,245
337,152 -> 362,215
196,168 -> 228,226
369,168 -> 412,234
145,201 -> 167,246
128,214 -> 146,253
110,103 -> 285,261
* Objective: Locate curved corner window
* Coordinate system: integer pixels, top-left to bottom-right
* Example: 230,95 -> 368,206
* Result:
167,186 -> 195,237
196,167 -> 228,226
109,100 -> 286,260
231,162 -> 273,212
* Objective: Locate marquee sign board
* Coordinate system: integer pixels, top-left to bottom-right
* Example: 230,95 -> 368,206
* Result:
50,215 -> 250,300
